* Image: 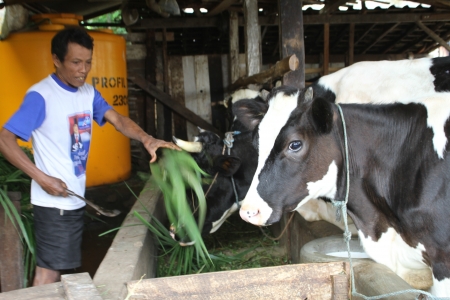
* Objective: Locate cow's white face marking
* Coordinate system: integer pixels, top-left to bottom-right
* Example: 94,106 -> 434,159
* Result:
292,161 -> 338,212
240,90 -> 299,225
319,57 -> 450,159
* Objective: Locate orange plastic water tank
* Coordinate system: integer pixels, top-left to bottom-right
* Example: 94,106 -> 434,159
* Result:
0,15 -> 131,187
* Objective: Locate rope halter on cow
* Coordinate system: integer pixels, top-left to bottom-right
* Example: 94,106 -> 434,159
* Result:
223,131 -> 241,209
333,104 -> 445,300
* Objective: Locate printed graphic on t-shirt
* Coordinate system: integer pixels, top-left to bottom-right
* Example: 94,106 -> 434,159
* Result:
69,113 -> 92,177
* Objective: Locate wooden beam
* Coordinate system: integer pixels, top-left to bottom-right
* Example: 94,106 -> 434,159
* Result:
423,29 -> 450,53
330,24 -> 349,51
128,74 -> 221,136
398,23 -> 444,54
206,0 -> 239,16
415,21 -> 450,52
279,0 -> 305,88
301,12 -> 450,24
323,23 -> 330,75
320,0 -> 349,15
348,23 -> 354,66
229,54 -> 299,91
355,24 -> 377,47
361,22 -> 400,54
244,0 -> 261,76
135,13 -> 450,29
229,11 -> 240,83
382,24 -> 416,54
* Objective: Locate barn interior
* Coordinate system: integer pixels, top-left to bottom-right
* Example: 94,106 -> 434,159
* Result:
0,0 -> 449,298
2,0 -> 450,160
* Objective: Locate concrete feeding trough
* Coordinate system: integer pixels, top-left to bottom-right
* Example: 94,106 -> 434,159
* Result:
300,235 -> 372,264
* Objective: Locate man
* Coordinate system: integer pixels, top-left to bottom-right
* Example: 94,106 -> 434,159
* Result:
0,27 -> 180,286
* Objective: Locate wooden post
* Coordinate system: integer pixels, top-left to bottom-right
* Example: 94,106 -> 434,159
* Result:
169,56 -> 188,140
0,191 -> 24,292
228,54 -> 299,91
275,0 -> 306,257
323,23 -> 330,75
348,23 -> 355,66
161,29 -> 173,141
229,11 -> 240,84
278,0 -> 305,89
244,0 -> 261,76
128,74 -> 220,136
145,31 -> 157,139
125,33 -> 149,170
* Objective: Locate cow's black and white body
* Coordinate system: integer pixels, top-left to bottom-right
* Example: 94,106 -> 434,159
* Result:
312,56 -> 450,104
237,83 -> 450,296
178,56 -> 450,238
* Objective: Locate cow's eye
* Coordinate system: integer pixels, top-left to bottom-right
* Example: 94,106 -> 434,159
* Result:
289,140 -> 302,152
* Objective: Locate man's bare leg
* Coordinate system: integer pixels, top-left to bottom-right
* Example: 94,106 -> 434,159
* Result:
32,266 -> 61,286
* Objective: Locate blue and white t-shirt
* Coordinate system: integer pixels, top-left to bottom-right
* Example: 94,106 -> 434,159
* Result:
4,74 -> 112,210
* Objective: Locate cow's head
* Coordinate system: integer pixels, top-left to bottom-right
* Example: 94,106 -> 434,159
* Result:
173,128 -> 242,178
236,85 -> 343,226
172,93 -> 269,234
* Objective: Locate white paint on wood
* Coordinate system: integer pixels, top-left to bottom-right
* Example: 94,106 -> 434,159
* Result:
183,56 -> 212,140
194,55 -> 212,122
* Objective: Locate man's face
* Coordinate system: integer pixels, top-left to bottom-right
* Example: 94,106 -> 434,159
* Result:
53,42 -> 92,88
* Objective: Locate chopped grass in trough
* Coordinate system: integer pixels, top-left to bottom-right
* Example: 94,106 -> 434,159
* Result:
143,149 -> 288,278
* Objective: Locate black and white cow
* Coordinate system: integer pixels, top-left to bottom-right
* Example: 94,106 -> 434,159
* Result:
173,89 -> 268,234
174,89 -> 355,235
237,83 -> 450,296
178,56 -> 450,238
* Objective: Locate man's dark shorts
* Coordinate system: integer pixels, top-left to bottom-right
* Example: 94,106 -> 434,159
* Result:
33,205 -> 85,270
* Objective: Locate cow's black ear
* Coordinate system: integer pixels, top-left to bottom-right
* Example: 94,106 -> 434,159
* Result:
213,156 -> 241,176
310,97 -> 333,134
233,99 -> 268,131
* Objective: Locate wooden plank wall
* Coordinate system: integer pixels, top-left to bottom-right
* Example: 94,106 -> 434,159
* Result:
125,33 -> 151,171
168,53 -> 246,141
126,32 -> 248,170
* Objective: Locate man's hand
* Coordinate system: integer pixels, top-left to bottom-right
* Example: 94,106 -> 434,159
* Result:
37,175 -> 68,197
142,135 -> 181,163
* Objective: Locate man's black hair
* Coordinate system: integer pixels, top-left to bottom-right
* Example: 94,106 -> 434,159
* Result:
51,27 -> 94,62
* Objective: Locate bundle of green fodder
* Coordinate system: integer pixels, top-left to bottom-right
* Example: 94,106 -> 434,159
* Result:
136,148 -> 211,276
